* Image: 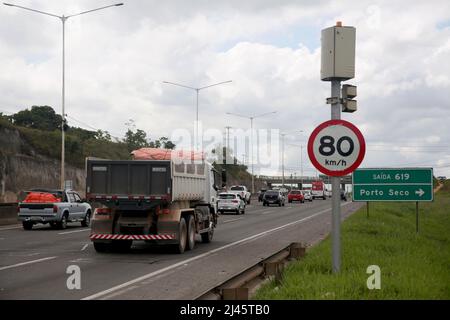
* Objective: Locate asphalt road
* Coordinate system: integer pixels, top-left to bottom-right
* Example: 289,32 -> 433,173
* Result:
0,198 -> 363,300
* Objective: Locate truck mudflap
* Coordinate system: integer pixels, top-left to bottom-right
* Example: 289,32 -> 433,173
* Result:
90,234 -> 176,240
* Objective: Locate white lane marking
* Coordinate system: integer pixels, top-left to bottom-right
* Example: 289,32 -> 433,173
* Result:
0,225 -> 22,231
81,244 -> 89,251
58,229 -> 90,235
222,218 -> 244,224
262,210 -> 275,215
0,256 -> 57,271
82,202 -> 353,300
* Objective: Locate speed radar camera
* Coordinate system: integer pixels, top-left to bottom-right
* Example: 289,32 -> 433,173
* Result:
342,84 -> 357,112
321,22 -> 356,81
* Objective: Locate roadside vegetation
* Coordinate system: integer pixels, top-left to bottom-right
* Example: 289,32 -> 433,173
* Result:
0,106 -> 175,168
254,180 -> 450,299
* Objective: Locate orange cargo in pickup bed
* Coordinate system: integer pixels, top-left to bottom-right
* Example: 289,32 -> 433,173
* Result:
23,192 -> 61,203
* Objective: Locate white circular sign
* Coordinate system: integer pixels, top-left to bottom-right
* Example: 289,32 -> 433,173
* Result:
308,120 -> 365,176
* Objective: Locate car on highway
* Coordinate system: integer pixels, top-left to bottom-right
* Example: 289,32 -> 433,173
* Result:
287,190 -> 304,203
229,185 -> 251,204
217,192 -> 246,215
17,189 -> 92,230
302,190 -> 313,202
263,190 -> 285,207
258,188 -> 268,202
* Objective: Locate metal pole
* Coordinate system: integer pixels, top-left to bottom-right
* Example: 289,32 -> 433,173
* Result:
251,117 -> 254,194
300,145 -> 303,188
60,17 -> 66,190
416,201 -> 419,233
281,134 -> 285,188
196,89 -> 199,151
226,126 -> 231,164
331,80 -> 341,273
367,201 -> 369,218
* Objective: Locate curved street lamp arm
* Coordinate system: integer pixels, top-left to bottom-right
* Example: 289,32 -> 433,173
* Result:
253,110 -> 277,119
226,112 -> 250,119
162,81 -> 197,91
66,3 -> 123,19
198,80 -> 232,91
3,2 -> 61,19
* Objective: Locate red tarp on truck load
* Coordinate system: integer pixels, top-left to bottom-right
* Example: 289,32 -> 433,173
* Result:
131,148 -> 205,161
23,192 -> 61,203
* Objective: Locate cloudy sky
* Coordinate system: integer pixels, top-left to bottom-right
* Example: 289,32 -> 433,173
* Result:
1,0 -> 449,178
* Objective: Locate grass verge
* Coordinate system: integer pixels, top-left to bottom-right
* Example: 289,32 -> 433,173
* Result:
254,181 -> 450,299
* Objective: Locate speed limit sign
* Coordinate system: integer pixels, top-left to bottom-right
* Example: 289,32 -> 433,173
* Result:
308,119 -> 365,176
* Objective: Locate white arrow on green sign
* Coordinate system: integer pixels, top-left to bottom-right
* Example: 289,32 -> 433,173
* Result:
352,168 -> 433,202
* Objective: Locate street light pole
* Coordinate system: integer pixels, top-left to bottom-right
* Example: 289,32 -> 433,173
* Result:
226,110 -> 277,194
281,133 -> 286,188
163,80 -> 232,151
4,2 -> 124,189
225,126 -> 232,164
298,130 -> 304,189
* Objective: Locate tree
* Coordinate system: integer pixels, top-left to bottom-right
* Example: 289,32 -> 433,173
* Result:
124,128 -> 149,153
122,119 -> 176,152
152,136 -> 176,149
12,106 -> 62,131
94,129 -> 112,142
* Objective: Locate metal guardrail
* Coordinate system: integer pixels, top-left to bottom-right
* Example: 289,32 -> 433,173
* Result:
196,242 -> 306,300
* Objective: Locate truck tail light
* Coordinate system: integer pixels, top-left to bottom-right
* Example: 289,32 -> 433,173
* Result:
53,205 -> 58,213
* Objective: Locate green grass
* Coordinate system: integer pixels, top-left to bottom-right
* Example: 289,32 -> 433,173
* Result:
254,181 -> 450,300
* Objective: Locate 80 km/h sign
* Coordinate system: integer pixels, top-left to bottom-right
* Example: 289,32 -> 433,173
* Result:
308,119 -> 366,177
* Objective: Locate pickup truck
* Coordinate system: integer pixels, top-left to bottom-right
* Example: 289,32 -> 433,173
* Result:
18,189 -> 92,230
228,185 -> 251,204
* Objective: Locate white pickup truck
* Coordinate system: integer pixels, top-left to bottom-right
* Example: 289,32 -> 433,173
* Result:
228,185 -> 251,204
18,189 -> 92,230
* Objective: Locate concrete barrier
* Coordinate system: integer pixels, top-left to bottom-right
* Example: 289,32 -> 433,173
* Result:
0,203 -> 18,226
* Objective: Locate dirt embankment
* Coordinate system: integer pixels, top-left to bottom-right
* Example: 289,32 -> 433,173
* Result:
0,126 -> 85,202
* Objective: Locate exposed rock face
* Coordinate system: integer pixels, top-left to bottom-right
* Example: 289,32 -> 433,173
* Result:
0,127 -> 85,202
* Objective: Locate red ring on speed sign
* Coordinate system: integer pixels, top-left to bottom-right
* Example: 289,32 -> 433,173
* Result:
308,119 -> 365,177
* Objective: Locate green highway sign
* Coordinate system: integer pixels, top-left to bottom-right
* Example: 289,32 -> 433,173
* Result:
352,168 -> 433,202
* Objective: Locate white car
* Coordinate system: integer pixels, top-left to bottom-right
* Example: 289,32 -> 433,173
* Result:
302,190 -> 313,202
217,193 -> 246,215
229,185 -> 251,204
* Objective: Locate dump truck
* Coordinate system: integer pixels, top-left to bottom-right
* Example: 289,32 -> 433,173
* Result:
86,148 -> 224,253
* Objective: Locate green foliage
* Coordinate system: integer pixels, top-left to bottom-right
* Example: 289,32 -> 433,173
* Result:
124,128 -> 149,153
254,184 -> 450,299
12,106 -> 62,131
2,107 -> 177,168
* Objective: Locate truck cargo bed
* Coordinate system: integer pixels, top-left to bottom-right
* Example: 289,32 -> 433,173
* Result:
86,159 -> 208,205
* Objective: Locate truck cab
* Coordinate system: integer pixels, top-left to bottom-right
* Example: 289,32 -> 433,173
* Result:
311,181 -> 327,200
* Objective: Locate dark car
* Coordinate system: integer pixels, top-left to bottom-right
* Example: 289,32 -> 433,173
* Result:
263,190 -> 285,207
340,189 -> 347,201
258,188 -> 268,202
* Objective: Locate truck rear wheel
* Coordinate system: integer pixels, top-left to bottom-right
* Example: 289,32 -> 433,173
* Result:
112,240 -> 132,252
186,216 -> 195,251
174,217 -> 187,254
93,242 -> 112,253
201,227 -> 214,243
22,221 -> 33,230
